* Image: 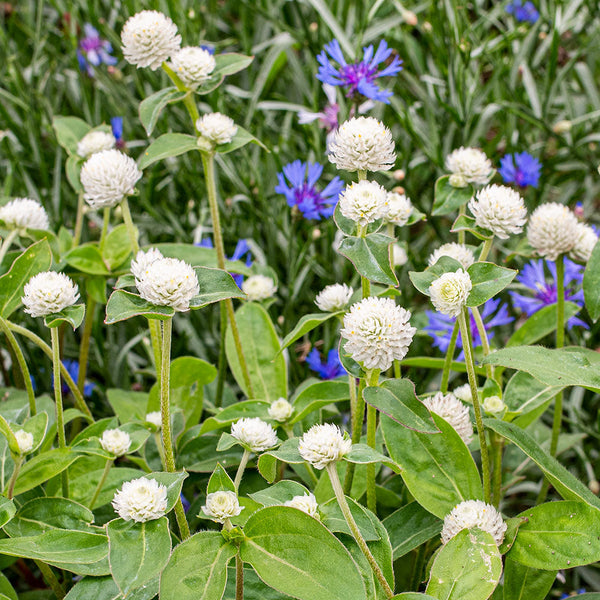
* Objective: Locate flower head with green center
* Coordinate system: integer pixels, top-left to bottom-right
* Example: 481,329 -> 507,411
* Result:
429,270 -> 472,317
112,477 -> 168,522
298,423 -> 352,470
441,500 -> 506,546
22,272 -> 79,318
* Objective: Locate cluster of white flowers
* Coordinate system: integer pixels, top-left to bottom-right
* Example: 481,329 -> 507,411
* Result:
201,491 -> 243,523
468,185 -> 527,239
14,429 -> 34,455
527,203 -> 579,261
445,147 -> 493,187
112,477 -> 168,522
22,272 -> 79,318
384,192 -> 413,226
453,383 -> 473,403
482,395 -> 506,414
242,275 -> 277,301
284,493 -> 319,519
77,130 -> 116,159
298,423 -> 352,470
100,428 -> 132,456
231,417 -> 278,453
315,283 -> 353,312
429,270 -> 472,317
196,113 -> 238,145
428,243 -> 474,269
130,248 -> 164,280
170,47 -> 216,89
570,223 -> 598,263
0,198 -> 50,231
423,392 -> 473,445
441,500 -> 507,547
268,398 -> 294,422
339,180 -> 388,226
145,411 -> 162,428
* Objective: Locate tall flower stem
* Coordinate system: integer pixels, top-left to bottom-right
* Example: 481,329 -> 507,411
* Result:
344,378 -> 366,494
236,555 -> 244,600
471,306 -> 494,379
73,193 -> 85,246
365,368 -> 380,514
0,229 -> 18,265
77,297 -> 96,396
327,463 -> 394,599
234,449 -> 251,492
51,326 -> 69,498
36,561 -> 65,600
7,455 -> 23,499
120,198 -> 138,254
457,205 -> 466,245
440,320 -> 459,394
89,458 -> 113,509
215,303 -> 228,407
491,433 -> 504,507
478,237 -> 493,262
99,207 -> 110,254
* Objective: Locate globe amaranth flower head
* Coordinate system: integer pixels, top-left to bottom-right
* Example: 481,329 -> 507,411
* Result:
385,192 -> 413,226
22,272 -> 80,318
499,151 -> 541,188
201,491 -> 243,523
506,0 -> 539,23
145,411 -> 162,428
196,113 -> 237,145
14,429 -> 34,455
316,39 -> 402,104
468,184 -> 527,240
112,477 -> 168,522
429,270 -> 472,318
341,296 -> 416,372
80,149 -> 142,210
453,383 -> 473,403
284,493 -> 320,519
429,243 -> 475,270
77,130 -> 116,159
100,428 -> 132,457
169,46 -> 216,90
197,237 -> 252,288
306,348 -> 346,380
339,180 -> 388,226
268,398 -> 294,422
328,117 -> 395,173
0,198 -> 50,231
242,275 -> 277,301
231,417 -> 278,453
77,24 -> 118,76
423,392 -> 473,445
298,423 -> 352,470
527,202 -> 579,261
570,223 -> 598,263
445,147 -> 493,187
121,10 -> 181,70
130,248 -> 164,280
441,500 -> 507,547
315,283 -> 353,312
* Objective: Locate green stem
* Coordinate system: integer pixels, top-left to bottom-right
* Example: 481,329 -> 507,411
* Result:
236,554 -> 244,600
441,320 -> 459,394
162,62 -> 201,124
77,297 -> 96,396
148,319 -> 162,376
365,369 -> 380,514
215,302 -> 228,408
6,455 -> 23,499
471,306 -> 493,379
357,170 -> 367,181
0,229 -> 19,265
234,449 -> 251,492
491,433 -> 503,507
457,205 -> 466,245
478,237 -> 493,262
35,561 -> 65,599
73,193 -> 85,246
99,207 -> 110,254
344,377 -> 366,494
89,459 -> 112,509
51,327 -> 69,498
120,198 -> 139,254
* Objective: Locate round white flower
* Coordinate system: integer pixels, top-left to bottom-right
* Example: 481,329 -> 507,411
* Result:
231,417 -> 278,452
570,223 -> 598,263
242,275 -> 277,301
441,500 -> 507,547
445,147 -> 493,186
14,429 -> 34,455
136,257 -> 199,312
328,117 -> 396,173
22,272 -> 79,318
100,428 -> 132,457
284,493 -> 319,519
145,411 -> 162,428
298,423 -> 352,470
121,10 -> 181,71
77,130 -> 116,159
0,198 -> 50,231
196,113 -> 238,145
341,297 -> 416,372
385,192 -> 413,226
392,244 -> 408,267
429,269 -> 472,317
130,248 -> 164,280
80,149 -> 142,210
112,477 -> 168,522
429,243 -> 475,270
527,203 -> 579,261
339,180 -> 388,226
268,398 -> 294,422
170,47 -> 216,89
423,392 -> 473,445
468,185 -> 527,240
201,491 -> 243,523
315,283 -> 353,312
453,383 -> 473,404
483,395 -> 506,414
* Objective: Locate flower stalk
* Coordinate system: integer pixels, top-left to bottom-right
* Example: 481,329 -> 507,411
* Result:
51,326 -> 69,498
89,458 -> 113,510
0,229 -> 19,265
234,449 -> 251,492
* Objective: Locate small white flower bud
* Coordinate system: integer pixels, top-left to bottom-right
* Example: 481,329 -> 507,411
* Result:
429,270 -> 472,317
284,493 -> 320,519
242,275 -> 277,301
445,147 -> 493,186
77,130 -> 116,158
429,243 -> 474,270
315,283 -> 353,312
392,244 -> 408,267
453,383 -> 473,404
231,417 -> 278,453
145,411 -> 162,428
196,113 -> 238,145
569,223 -> 598,263
100,428 -> 132,457
423,392 -> 473,445
441,500 -> 507,547
268,398 -> 294,422
22,272 -> 80,318
14,429 -> 34,455
169,47 -> 216,89
384,192 -> 413,226
201,491 -> 243,523
552,120 -> 572,134
483,396 -> 506,414
298,423 -> 352,470
112,477 -> 168,522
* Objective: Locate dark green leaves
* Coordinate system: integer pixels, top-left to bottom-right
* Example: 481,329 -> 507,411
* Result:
105,290 -> 175,324
139,88 -> 187,136
338,233 -> 398,286
138,133 -> 200,169
432,176 -> 474,216
279,311 -> 342,353
466,262 -> 517,307
44,303 -> 86,329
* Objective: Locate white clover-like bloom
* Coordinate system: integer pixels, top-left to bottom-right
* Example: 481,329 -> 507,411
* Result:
468,184 -> 527,240
453,383 -> 473,404
315,283 -> 353,312
22,272 -> 79,318
100,428 -> 132,457
145,411 -> 162,428
428,243 -> 475,270
170,47 -> 216,89
242,275 -> 277,301
429,269 -> 472,318
14,429 -> 34,455
392,244 -> 408,267
423,392 -> 473,445
339,180 -> 388,226
445,147 -> 493,186
341,297 -> 416,372
570,223 -> 598,263
196,113 -> 238,145
441,500 -> 507,547
80,149 -> 142,210
77,130 -> 116,159
268,398 -> 294,422
136,257 -> 199,312
328,117 -> 395,173
0,198 -> 50,231
299,423 -> 352,470
483,396 -> 506,414
130,248 -> 164,280
112,477 -> 168,522
231,417 -> 278,453
121,10 -> 181,71
527,203 -> 580,261
385,192 -> 413,226
284,493 -> 319,519
201,491 -> 243,523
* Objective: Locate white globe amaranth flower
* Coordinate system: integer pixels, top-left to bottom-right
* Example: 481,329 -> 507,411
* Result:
77,130 -> 116,159
445,147 -> 493,186
315,283 -> 353,312
112,477 -> 168,522
298,423 -> 352,470
429,243 -> 475,270
201,491 -> 243,523
570,223 -> 598,263
22,272 -> 80,318
268,398 -> 294,422
80,149 -> 142,210
231,417 -> 278,453
527,203 -> 580,261
0,198 -> 50,231
423,392 -> 473,445
100,428 -> 132,457
242,275 -> 277,301
196,113 -> 238,145
385,192 -> 413,226
429,269 -> 472,318
441,500 -> 507,547
145,411 -> 162,428
468,184 -> 527,240
14,429 -> 34,455
453,383 -> 473,404
130,248 -> 164,280
284,493 -> 320,519
121,10 -> 181,71
392,244 -> 408,267
328,117 -> 396,173
136,257 -> 199,312
341,297 -> 416,372
339,180 -> 388,226
170,47 -> 216,90
483,395 -> 506,414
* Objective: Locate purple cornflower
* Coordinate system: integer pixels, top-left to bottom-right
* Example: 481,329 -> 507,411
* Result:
196,238 -> 252,287
77,24 -> 117,76
62,359 -> 95,398
506,0 -> 539,23
298,84 -> 340,133
499,152 -> 542,188
275,160 -> 344,220
111,117 -> 124,149
306,348 -> 346,380
510,258 -> 587,328
316,39 -> 402,104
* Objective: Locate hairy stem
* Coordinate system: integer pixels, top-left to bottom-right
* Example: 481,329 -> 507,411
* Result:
99,207 -> 110,254
440,320 -> 459,394
215,302 -> 228,408
365,369 -> 380,514
120,198 -> 139,254
77,297 -> 96,396
478,237 -> 493,262
344,377 -> 365,494
7,455 -> 23,499
51,326 -> 69,498
35,561 -> 65,599
471,306 -> 493,379
491,433 -> 504,507
236,555 -> 244,600
89,459 -> 113,509
234,449 -> 251,492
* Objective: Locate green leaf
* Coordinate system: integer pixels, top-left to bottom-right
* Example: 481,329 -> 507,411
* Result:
214,53 -> 254,76
144,472 -> 188,512
14,448 -> 82,495
279,312 -> 341,354
432,176 -> 474,216
466,262 -> 517,307
64,576 -> 158,600
249,480 -> 310,507
345,443 -> 398,471
290,380 -> 349,425
207,463 -> 235,494
583,240 -> 600,321
451,214 -> 493,240
200,400 -> 270,434
320,496 -> 380,541
155,243 -> 254,275
44,303 -> 85,329
0,573 -> 17,600
338,234 -> 398,286
102,224 -> 132,271
66,155 -> 83,192
106,389 -> 149,425
503,558 -> 556,600
0,497 -> 15,528
105,290 -> 174,324
177,431 -> 243,473
86,276 -> 107,305
190,267 -> 246,308
216,126 -> 268,154
64,244 -> 110,275
0,414 -> 19,454
52,116 -> 91,155
502,372 -> 562,425
139,88 -> 187,136
409,256 -> 462,296
138,133 -> 199,169
393,595 -> 438,600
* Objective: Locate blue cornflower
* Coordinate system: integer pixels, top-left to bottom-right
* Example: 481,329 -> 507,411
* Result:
111,117 -> 124,149
77,24 -> 117,76
197,238 -> 252,287
62,359 -> 95,398
275,160 -> 344,220
506,0 -> 539,23
499,152 -> 542,188
316,39 -> 402,104
510,258 -> 587,328
306,348 -> 346,380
